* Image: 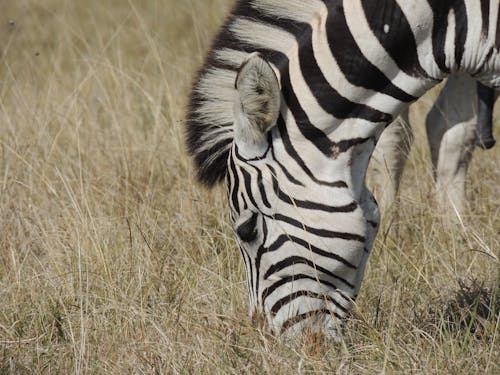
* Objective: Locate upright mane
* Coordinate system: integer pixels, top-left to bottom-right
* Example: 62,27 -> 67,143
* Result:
186,0 -> 313,186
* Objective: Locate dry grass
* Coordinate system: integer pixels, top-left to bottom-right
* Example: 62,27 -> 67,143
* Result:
0,1 -> 498,373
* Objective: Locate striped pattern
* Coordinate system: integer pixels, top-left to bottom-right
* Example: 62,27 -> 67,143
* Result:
186,1 -> 500,337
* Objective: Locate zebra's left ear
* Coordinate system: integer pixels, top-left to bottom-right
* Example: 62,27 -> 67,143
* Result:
233,53 -> 281,145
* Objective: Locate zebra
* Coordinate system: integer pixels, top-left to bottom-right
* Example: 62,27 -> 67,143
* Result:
186,0 -> 500,339
370,75 -> 497,215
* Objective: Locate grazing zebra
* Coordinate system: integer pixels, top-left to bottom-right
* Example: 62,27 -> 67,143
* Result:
370,75 -> 497,215
186,0 -> 500,339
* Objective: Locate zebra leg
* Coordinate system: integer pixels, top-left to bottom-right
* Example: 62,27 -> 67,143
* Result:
476,82 -> 497,149
425,75 -> 477,216
352,185 -> 381,297
434,121 -> 476,216
368,108 -> 413,214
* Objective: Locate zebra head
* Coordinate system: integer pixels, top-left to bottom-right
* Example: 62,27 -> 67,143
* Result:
228,53 -> 373,338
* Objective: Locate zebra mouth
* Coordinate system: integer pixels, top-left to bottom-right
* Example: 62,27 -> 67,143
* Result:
277,308 -> 344,342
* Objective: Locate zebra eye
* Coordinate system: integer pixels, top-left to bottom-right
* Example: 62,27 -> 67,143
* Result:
236,212 -> 258,242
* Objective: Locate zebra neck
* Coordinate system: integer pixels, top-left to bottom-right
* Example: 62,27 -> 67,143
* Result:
229,1 -> 441,136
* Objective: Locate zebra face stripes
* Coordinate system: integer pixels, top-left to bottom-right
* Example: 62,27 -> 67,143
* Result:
228,129 -> 366,336
187,0 -> 500,338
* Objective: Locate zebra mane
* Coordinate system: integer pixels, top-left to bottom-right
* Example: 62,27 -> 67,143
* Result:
186,0 -> 317,186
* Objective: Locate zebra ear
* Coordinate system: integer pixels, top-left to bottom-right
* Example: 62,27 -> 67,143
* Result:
234,53 -> 281,145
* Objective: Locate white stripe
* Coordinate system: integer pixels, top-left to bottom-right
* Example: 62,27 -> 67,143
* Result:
214,48 -> 249,68
487,0 -> 500,46
395,0 -> 443,79
463,0 -> 483,63
252,0 -> 323,23
445,9 -> 456,70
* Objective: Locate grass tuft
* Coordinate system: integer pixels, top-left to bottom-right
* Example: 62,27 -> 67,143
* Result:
436,278 -> 500,337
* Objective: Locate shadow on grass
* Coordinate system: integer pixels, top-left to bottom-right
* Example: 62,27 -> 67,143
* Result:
428,278 -> 500,338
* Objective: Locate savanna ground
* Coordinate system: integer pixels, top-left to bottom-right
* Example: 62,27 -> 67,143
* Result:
0,1 -> 498,373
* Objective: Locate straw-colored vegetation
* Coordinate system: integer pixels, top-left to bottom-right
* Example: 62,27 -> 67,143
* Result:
0,1 -> 498,373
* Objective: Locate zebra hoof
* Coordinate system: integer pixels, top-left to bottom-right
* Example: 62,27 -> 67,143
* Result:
475,137 -> 496,150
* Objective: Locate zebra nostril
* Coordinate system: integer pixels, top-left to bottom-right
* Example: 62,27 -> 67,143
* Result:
236,212 -> 259,242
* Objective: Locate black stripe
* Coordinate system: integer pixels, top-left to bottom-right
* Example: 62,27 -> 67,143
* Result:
207,56 -> 240,72
360,0 -> 438,79
270,290 -> 348,316
242,194 -> 248,211
262,274 -> 341,302
256,168 -> 271,209
496,14 -> 500,49
273,213 -> 366,242
228,158 -> 241,215
188,124 -> 232,186
263,274 -> 336,301
427,0 -> 468,72
329,137 -> 375,157
430,3 -> 450,73
480,0 -> 490,37
325,1 -> 416,103
240,168 -> 259,209
267,165 -> 359,213
270,144 -> 305,187
263,256 -> 355,289
266,234 -> 358,269
452,1 -> 468,70
254,218 -> 268,300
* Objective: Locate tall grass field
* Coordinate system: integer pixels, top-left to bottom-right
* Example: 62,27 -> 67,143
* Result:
0,1 -> 499,373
